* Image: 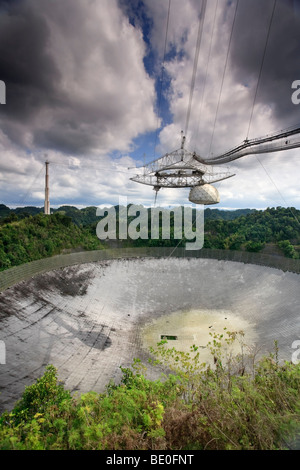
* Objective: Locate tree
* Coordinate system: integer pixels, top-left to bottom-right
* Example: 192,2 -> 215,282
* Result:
278,240 -> 298,259
245,241 -> 265,252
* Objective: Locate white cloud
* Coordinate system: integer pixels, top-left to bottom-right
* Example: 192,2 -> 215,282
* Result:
0,0 -> 299,210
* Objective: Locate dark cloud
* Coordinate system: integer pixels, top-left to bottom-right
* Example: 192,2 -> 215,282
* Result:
0,2 -> 61,120
0,0 -> 157,155
229,0 -> 300,128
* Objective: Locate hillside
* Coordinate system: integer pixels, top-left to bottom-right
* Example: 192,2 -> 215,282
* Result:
115,206 -> 300,258
0,212 -> 103,270
0,206 -> 299,271
0,204 -> 255,226
203,206 -> 300,257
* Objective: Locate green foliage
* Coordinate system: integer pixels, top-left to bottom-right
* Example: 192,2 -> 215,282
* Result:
8,365 -> 72,424
99,205 -> 299,256
0,366 -> 73,450
0,204 -> 100,227
203,206 -> 300,254
148,331 -> 300,450
0,212 -> 104,271
96,205 -> 299,255
278,240 -> 299,259
1,205 -> 299,258
1,335 -> 299,450
245,240 -> 265,252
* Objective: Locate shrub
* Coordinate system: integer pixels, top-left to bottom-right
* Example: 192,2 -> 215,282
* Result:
278,240 -> 298,259
245,241 -> 265,252
0,335 -> 299,450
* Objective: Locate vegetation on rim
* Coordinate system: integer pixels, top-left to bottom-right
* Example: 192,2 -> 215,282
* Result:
0,206 -> 299,271
0,331 -> 299,450
0,212 -> 103,271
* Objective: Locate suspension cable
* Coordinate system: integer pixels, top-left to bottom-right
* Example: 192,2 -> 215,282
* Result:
184,0 -> 207,138
246,0 -> 277,139
16,165 -> 44,207
194,0 -> 219,149
208,0 -> 239,156
254,154 -> 300,225
153,0 -> 171,159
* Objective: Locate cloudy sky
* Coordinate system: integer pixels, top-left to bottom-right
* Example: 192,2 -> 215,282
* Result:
0,0 -> 299,210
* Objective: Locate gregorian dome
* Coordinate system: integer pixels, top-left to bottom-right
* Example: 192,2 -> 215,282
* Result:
189,184 -> 220,205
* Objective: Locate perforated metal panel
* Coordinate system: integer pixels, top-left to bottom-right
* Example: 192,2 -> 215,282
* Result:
188,184 -> 220,205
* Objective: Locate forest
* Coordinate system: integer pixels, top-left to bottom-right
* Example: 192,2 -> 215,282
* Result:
97,205 -> 300,258
0,211 -> 103,270
202,206 -> 299,256
0,205 -> 299,271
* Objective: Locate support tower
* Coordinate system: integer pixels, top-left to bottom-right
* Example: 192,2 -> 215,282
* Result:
44,161 -> 50,215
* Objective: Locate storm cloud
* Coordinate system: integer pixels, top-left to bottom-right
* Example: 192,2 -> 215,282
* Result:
229,0 -> 300,128
0,0 -> 157,155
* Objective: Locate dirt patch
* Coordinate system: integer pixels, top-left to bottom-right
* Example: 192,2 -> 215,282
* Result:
31,265 -> 95,297
0,294 -> 22,320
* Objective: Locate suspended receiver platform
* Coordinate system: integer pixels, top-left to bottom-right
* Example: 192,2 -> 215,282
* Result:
130,126 -> 300,205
